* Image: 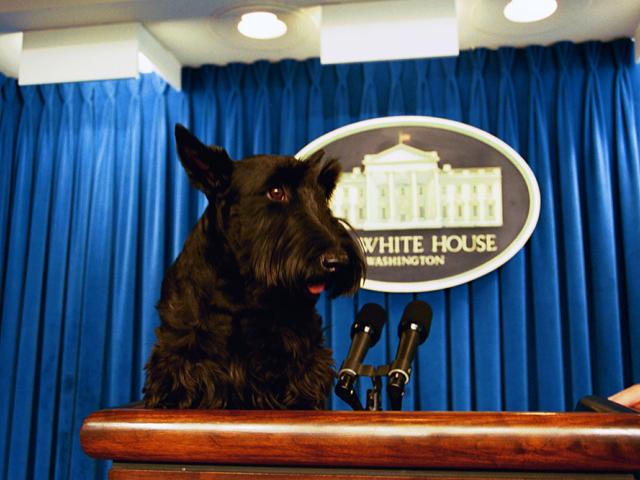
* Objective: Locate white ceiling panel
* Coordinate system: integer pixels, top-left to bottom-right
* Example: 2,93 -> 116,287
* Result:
1,0 -> 639,78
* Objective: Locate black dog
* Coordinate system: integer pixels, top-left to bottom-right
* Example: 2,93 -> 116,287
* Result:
143,125 -> 365,409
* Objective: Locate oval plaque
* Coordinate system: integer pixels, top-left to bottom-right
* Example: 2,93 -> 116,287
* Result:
297,116 -> 540,293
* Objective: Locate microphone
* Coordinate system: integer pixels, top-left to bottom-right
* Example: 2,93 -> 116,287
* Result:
387,300 -> 432,410
335,303 -> 387,410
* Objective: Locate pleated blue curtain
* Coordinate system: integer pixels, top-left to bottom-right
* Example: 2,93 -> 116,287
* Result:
440,56 -> 472,411
1,85 -> 42,477
279,60 -> 297,154
55,82 -> 96,480
8,83 -> 59,480
526,46 -> 566,411
555,43 -> 592,407
0,78 -> 19,307
69,81 -> 118,480
387,61 -> 405,116
612,45 -> 640,383
1,39 -> 640,479
221,64 -> 245,160
251,61 -> 272,153
412,59 -> 447,412
305,59 -> 324,140
32,83 -> 76,479
414,59 -> 432,116
333,64 -> 351,128
108,79 -> 141,409
583,44 -> 625,397
497,48 -> 529,411
468,50 -> 502,412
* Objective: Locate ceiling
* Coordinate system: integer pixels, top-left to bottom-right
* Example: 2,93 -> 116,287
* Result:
1,0 -> 639,78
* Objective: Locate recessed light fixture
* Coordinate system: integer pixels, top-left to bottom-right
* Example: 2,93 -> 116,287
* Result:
237,11 -> 287,39
503,0 -> 557,23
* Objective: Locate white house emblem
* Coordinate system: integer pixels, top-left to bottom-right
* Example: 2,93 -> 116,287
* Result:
332,134 -> 503,231
297,116 -> 540,293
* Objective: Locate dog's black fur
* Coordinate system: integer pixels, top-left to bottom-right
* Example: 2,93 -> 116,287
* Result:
143,125 -> 365,409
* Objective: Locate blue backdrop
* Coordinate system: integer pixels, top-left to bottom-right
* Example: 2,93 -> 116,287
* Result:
1,39 -> 639,479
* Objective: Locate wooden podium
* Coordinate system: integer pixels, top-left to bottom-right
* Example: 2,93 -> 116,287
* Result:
81,407 -> 640,479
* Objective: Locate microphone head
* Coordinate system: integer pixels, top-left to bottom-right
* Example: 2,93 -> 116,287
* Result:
398,300 -> 432,344
351,303 -> 387,346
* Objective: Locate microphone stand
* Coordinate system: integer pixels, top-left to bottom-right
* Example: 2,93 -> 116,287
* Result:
336,361 -> 417,411
364,365 -> 392,411
339,364 -> 392,411
366,376 -> 382,411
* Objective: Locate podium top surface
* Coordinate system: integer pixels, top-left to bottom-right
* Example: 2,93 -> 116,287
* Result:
81,408 -> 640,472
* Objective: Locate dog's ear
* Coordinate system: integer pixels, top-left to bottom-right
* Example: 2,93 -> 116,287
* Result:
304,149 -> 325,167
317,154 -> 342,199
175,124 -> 233,194
303,150 -> 342,199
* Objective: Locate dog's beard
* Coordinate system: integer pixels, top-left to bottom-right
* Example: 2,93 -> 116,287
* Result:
330,218 -> 366,296
248,214 -> 365,299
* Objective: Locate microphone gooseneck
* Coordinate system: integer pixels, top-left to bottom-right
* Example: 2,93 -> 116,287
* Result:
335,303 -> 387,410
387,300 -> 433,410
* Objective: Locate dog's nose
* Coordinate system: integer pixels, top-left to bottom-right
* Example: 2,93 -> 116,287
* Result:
321,252 -> 349,272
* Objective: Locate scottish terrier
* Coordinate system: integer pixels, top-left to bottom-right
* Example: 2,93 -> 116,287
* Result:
143,125 -> 365,409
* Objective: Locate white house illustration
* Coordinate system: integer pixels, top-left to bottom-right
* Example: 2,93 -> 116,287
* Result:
330,135 -> 503,230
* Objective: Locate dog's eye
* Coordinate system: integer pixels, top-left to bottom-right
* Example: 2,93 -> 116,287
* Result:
267,187 -> 287,202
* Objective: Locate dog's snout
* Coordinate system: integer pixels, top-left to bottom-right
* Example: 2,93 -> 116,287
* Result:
320,252 -> 349,272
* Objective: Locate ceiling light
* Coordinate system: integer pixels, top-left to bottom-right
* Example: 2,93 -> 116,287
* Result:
503,0 -> 557,23
237,12 -> 287,40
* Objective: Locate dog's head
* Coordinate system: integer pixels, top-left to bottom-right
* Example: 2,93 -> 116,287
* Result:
175,124 -> 365,300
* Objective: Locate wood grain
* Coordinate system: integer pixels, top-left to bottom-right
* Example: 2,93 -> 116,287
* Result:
81,409 -> 640,472
108,465 -> 634,480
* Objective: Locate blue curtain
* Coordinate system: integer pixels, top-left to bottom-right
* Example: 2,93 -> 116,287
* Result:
1,39 -> 640,479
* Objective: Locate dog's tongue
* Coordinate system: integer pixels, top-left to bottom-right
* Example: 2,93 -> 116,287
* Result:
307,283 -> 326,295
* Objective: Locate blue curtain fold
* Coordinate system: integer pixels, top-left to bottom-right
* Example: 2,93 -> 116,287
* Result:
8,83 -> 60,480
1,39 -> 640,479
221,64 -> 245,159
0,85 -> 42,479
69,81 -> 118,479
32,83 -> 77,480
251,61 -> 272,153
108,79 -> 142,409
279,60 -> 297,154
554,42 -> 592,406
612,45 -> 640,384
496,47 -> 529,411
53,81 -> 96,480
360,63 -> 379,119
467,50 -> 502,411
439,56 -> 472,411
387,62 -> 405,116
0,78 -> 20,312
526,46 -> 566,411
583,44 -> 625,397
333,64 -> 351,128
414,60 -> 432,116
305,59 -> 324,141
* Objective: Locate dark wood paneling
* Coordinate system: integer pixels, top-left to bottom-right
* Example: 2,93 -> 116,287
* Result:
81,409 -> 640,472
109,463 -> 634,480
108,469 -> 633,480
